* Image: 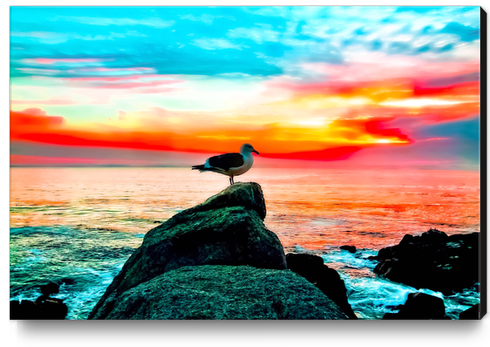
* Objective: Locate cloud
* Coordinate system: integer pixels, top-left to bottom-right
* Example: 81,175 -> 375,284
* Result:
10,108 -> 66,140
192,38 -> 243,50
180,14 -> 224,25
227,26 -> 281,43
268,53 -> 479,96
420,71 -> 479,88
440,22 -> 480,42
51,15 -> 175,28
24,58 -> 111,64
117,111 -> 126,120
10,142 -> 211,167
76,78 -> 184,90
11,96 -> 77,105
240,6 -> 291,18
346,117 -> 480,170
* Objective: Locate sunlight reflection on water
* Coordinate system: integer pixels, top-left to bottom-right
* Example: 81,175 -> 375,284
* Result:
10,167 -> 480,250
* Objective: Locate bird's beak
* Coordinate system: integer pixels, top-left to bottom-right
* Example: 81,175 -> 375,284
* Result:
253,150 -> 260,155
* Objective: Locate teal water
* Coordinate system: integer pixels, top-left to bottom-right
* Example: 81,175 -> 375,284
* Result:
10,167 -> 481,319
10,225 -> 144,319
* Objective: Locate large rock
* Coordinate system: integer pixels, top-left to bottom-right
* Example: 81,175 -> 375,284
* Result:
89,183 -> 287,319
339,245 -> 356,253
92,265 -> 348,320
185,181 -> 267,220
383,292 -> 447,320
10,298 -> 68,320
11,281 -> 68,320
40,282 -> 60,296
286,253 -> 357,319
373,229 -> 479,294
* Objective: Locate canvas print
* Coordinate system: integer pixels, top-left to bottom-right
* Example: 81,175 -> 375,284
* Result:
10,6 -> 485,320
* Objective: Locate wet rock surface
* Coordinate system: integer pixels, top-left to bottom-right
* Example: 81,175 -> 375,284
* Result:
383,292 -> 448,320
340,245 -> 357,253
286,253 -> 357,319
95,265 -> 348,320
373,229 -> 479,294
10,282 -> 68,320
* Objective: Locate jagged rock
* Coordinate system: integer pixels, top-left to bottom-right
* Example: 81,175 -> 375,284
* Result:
10,300 -> 38,320
40,282 -> 59,296
373,229 -> 479,294
340,245 -> 356,253
186,181 -> 267,219
11,281 -> 68,320
383,292 -> 447,320
10,298 -> 68,320
459,304 -> 480,320
286,253 -> 357,319
93,265 -> 348,320
89,183 -> 287,319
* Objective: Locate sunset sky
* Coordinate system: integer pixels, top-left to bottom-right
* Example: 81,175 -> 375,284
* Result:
10,6 -> 481,169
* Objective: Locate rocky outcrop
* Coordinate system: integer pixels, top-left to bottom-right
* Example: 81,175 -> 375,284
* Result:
383,292 -> 448,320
286,253 -> 357,319
93,265 -> 348,320
10,282 -> 68,320
89,182 -> 350,320
373,229 -> 479,294
40,282 -> 60,296
10,299 -> 68,320
340,245 -> 356,253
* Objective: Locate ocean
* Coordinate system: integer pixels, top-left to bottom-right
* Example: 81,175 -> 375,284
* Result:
9,167 -> 481,319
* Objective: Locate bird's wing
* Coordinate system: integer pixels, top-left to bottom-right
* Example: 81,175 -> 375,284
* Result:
208,153 -> 244,171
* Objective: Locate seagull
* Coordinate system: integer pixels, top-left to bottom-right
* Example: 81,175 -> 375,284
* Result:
192,143 -> 260,185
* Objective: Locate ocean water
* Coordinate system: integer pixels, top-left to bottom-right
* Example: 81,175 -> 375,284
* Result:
10,167 -> 481,319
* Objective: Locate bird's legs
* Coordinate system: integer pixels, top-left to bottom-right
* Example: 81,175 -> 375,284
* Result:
229,176 -> 235,185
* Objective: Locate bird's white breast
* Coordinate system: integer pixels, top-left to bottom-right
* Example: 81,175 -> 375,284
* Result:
227,153 -> 253,176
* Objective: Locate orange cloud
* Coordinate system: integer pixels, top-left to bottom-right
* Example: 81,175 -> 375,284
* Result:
10,108 -> 66,140
264,56 -> 479,129
10,107 -> 411,161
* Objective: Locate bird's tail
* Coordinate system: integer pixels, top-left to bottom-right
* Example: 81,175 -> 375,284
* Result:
192,164 -> 222,173
191,164 -> 205,171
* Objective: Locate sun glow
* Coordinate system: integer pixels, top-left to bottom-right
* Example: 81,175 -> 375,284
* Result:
380,98 -> 464,107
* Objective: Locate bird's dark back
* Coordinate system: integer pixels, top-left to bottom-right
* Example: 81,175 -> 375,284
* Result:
209,153 -> 244,171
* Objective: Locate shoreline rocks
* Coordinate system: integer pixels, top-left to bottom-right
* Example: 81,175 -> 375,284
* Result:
286,253 -> 357,319
383,292 -> 448,320
373,229 -> 479,294
340,245 -> 357,253
10,282 -> 68,320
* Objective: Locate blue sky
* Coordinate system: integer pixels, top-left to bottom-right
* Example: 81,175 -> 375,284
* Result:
9,5 -> 482,168
11,6 -> 481,78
